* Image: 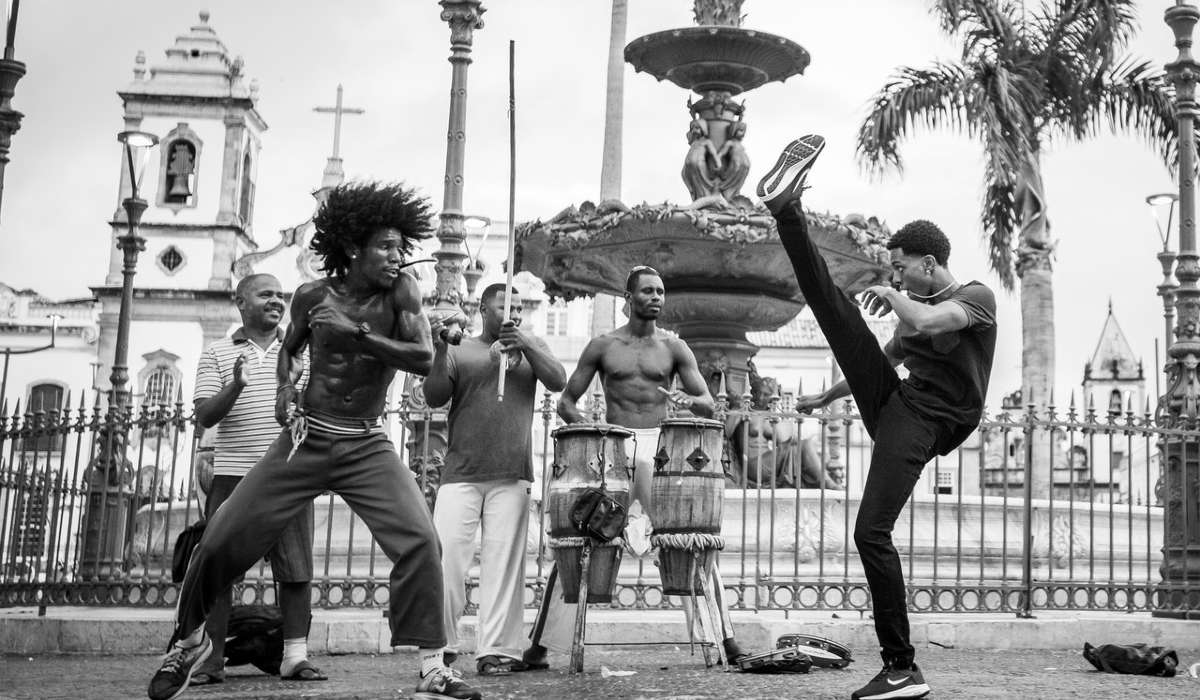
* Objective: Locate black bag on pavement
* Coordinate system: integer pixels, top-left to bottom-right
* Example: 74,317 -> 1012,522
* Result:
225,604 -> 285,675
171,520 -> 206,583
1083,642 -> 1178,677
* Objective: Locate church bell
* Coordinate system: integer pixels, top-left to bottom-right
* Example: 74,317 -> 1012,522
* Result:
168,175 -> 192,199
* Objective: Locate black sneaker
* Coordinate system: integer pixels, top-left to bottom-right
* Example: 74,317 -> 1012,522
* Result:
850,663 -> 930,699
147,634 -> 213,700
413,666 -> 483,700
756,134 -> 826,215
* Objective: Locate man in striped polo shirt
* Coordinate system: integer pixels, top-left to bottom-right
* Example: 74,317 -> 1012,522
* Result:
190,272 -> 322,685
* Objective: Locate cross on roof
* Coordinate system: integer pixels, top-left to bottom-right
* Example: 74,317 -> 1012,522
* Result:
313,84 -> 365,159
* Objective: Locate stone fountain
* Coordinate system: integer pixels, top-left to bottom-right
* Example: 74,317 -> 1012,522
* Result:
515,0 -> 891,394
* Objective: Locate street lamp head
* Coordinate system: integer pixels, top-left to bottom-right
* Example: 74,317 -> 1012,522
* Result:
1147,192 -> 1180,251
117,129 -> 159,202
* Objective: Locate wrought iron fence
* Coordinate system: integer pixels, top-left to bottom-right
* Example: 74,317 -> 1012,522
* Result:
0,390 -> 1195,617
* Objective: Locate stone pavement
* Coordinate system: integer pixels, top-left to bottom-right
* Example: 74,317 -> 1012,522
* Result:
3,606 -> 1200,656
2,606 -> 1200,698
2,646 -> 1200,699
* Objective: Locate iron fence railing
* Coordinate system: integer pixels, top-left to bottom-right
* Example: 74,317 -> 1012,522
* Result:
0,390 -> 1195,618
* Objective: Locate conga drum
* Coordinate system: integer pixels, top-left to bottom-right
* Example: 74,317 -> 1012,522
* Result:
647,417 -> 726,596
546,423 -> 632,604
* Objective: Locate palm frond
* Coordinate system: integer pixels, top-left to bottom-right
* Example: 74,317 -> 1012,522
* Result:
980,146 -> 1019,290
931,0 -> 1023,60
1088,57 -> 1181,175
1042,0 -> 1140,68
856,62 -> 975,177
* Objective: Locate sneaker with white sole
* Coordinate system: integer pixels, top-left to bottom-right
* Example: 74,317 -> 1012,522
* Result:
413,666 -> 483,700
146,633 -> 213,700
850,662 -> 931,699
756,134 -> 826,214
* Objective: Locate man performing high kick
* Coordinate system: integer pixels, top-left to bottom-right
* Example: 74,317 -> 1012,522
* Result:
758,136 -> 996,700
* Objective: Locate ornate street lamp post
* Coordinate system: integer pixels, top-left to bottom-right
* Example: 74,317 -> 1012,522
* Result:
1157,0 -> 1200,618
0,0 -> 25,222
1148,192 -> 1180,361
430,0 -> 486,338
78,129 -> 157,580
109,130 -> 159,410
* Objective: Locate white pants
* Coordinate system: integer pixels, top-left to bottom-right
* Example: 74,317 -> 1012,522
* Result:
435,478 -> 531,660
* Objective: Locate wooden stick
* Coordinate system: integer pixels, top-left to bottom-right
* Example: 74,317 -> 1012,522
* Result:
498,38 -> 517,401
570,542 -> 591,673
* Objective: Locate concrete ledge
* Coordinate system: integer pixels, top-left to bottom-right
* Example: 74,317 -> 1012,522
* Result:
2,607 -> 1197,655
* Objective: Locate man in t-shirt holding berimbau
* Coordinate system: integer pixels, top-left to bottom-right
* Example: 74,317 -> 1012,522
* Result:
423,283 -> 566,676
757,135 -> 997,700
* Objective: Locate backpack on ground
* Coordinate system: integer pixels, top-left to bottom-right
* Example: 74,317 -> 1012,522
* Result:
1083,642 -> 1178,677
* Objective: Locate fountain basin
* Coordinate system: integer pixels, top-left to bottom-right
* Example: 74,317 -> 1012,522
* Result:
514,201 -> 890,334
625,26 -> 810,94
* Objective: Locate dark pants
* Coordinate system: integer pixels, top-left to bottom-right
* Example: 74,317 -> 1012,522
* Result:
200,476 -> 314,670
176,427 -> 445,648
775,203 -> 951,667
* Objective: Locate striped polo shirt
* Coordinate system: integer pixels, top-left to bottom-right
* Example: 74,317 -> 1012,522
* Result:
194,327 -> 307,478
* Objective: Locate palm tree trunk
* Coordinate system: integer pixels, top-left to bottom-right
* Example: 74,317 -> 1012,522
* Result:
1015,158 -> 1054,499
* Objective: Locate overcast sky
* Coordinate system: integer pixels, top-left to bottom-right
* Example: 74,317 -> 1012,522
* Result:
0,0 -> 1184,407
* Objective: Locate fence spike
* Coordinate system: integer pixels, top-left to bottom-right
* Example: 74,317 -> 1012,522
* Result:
1069,390 -> 1076,409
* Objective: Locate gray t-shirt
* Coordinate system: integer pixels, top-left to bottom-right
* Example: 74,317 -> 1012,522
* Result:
441,335 -> 541,484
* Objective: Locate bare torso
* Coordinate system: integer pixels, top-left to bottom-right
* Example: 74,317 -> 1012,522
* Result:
292,278 -> 408,418
595,328 -> 683,429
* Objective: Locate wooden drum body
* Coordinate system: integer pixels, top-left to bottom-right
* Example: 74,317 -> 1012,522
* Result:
647,417 -> 726,596
546,423 -> 633,604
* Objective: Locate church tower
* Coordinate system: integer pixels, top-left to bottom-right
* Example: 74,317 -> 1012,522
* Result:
1081,301 -> 1145,414
92,12 -> 266,402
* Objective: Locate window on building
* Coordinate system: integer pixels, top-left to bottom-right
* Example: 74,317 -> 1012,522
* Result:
157,245 -> 185,275
1108,389 -> 1124,414
238,150 -> 255,223
22,382 -> 65,452
545,299 -> 569,337
156,124 -> 202,211
144,367 -> 176,406
936,469 -> 954,495
164,140 -> 196,203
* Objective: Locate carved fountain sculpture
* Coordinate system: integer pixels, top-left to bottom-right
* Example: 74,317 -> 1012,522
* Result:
515,0 -> 891,395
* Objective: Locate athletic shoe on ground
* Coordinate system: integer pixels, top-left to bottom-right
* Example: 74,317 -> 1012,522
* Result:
756,134 -> 826,214
850,663 -> 931,699
147,634 -> 213,700
413,666 -> 483,700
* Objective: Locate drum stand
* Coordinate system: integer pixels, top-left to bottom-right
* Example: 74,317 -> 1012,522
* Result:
678,554 -> 736,670
568,541 -> 593,673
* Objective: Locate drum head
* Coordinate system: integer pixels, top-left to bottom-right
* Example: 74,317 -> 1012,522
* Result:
735,646 -> 813,674
551,422 -> 634,439
776,634 -> 853,668
659,417 -> 724,430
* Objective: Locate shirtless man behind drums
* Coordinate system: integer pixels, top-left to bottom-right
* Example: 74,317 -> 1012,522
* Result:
524,265 -> 747,668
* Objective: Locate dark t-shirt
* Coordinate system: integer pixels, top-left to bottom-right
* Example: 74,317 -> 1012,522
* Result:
896,281 -> 997,454
441,335 -> 541,484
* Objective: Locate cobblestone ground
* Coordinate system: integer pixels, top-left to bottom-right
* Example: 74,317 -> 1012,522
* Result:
2,647 -> 1198,699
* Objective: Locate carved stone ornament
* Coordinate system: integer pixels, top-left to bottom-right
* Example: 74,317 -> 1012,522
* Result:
440,0 -> 486,47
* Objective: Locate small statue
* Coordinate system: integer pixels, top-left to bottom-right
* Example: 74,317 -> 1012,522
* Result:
716,120 -> 751,199
681,118 -> 722,201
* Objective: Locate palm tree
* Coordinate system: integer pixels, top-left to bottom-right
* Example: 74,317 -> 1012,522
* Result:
856,1 -> 1181,494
